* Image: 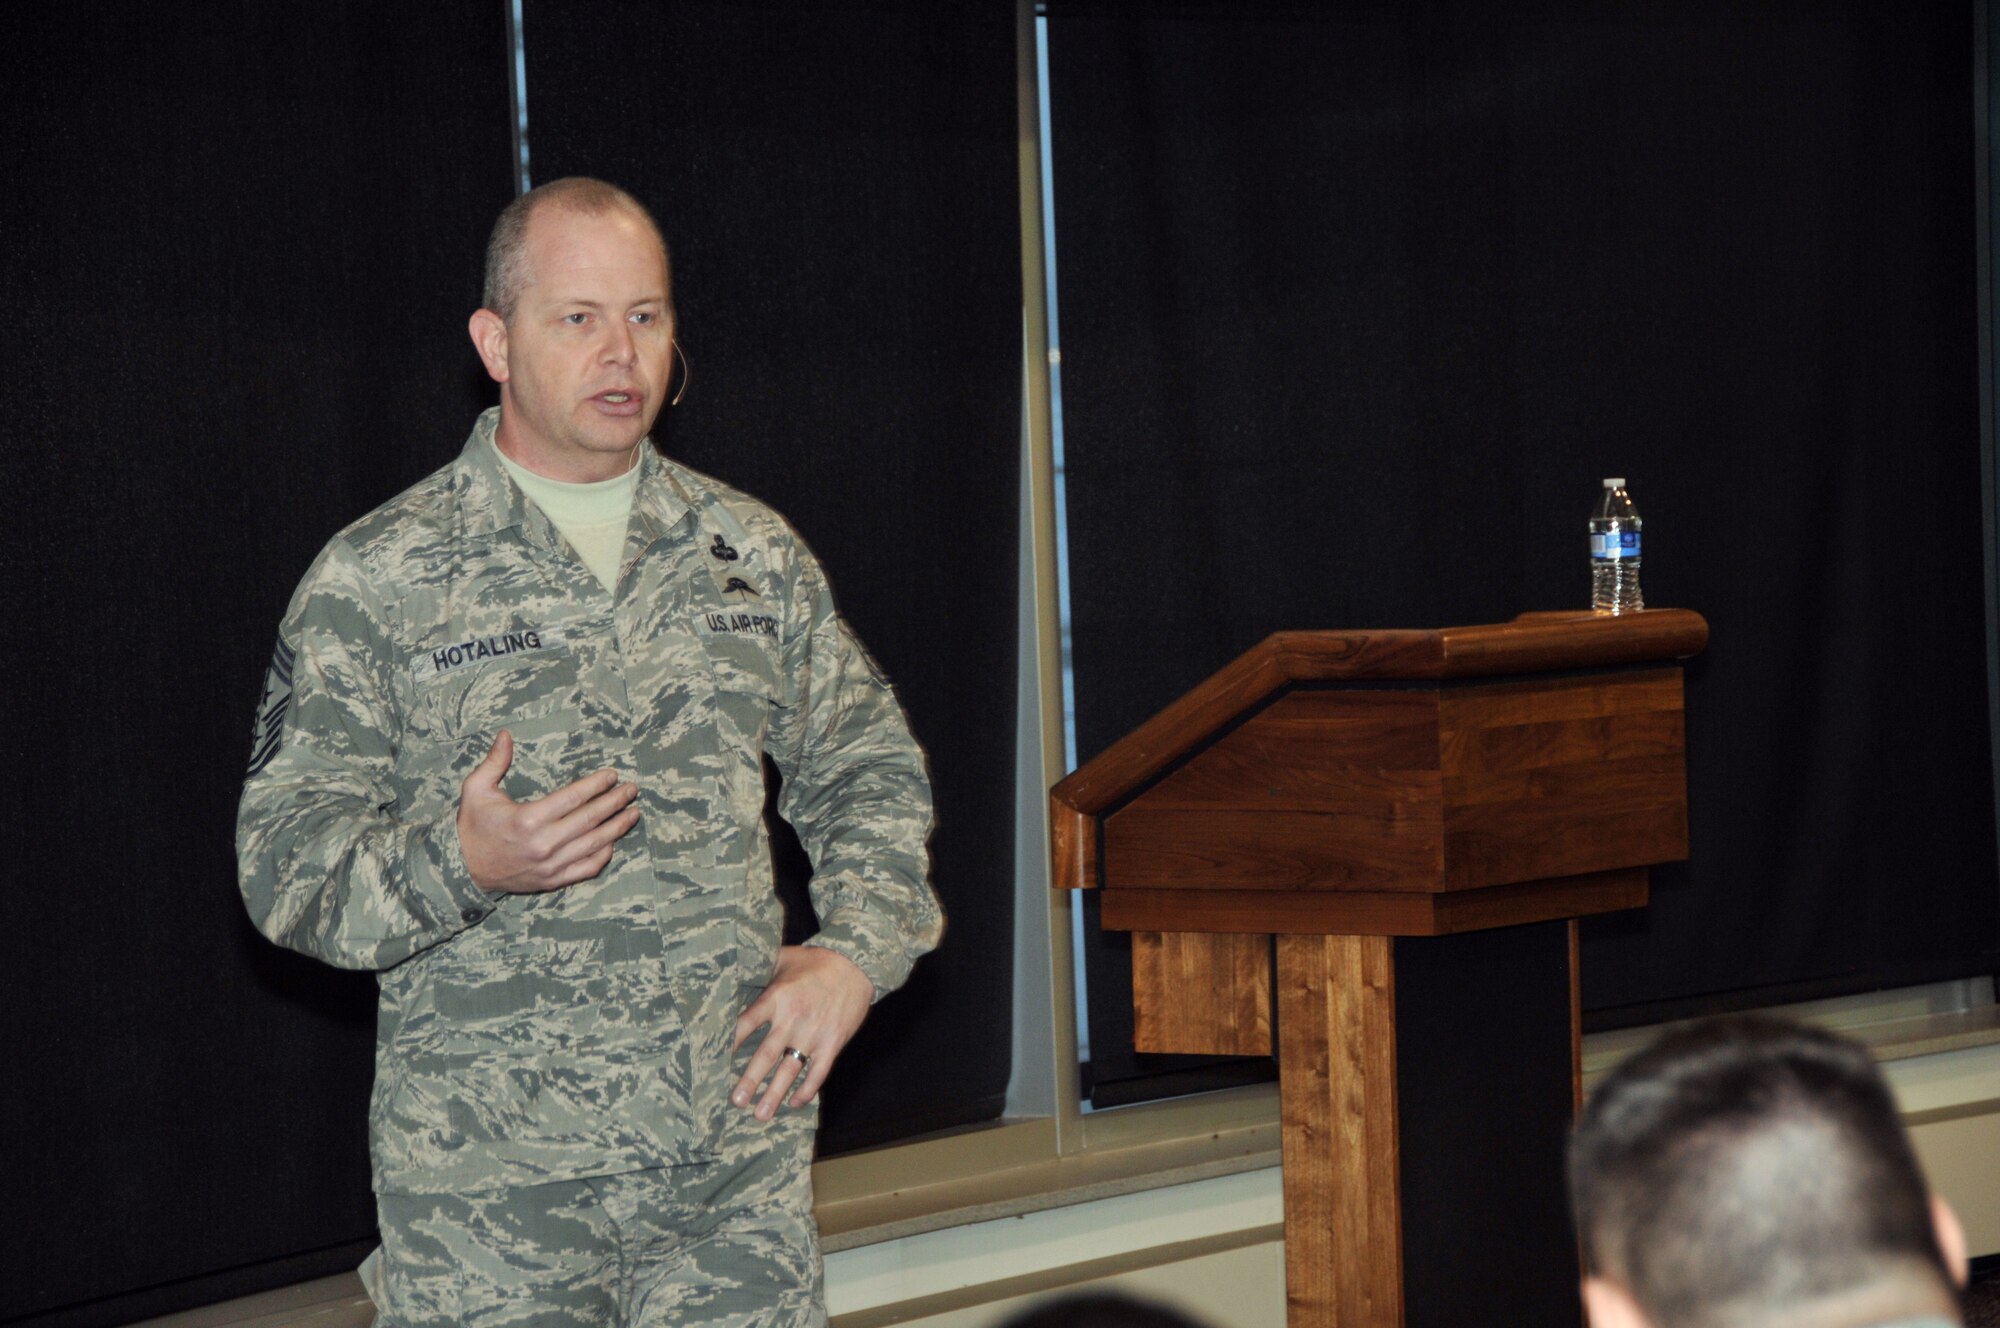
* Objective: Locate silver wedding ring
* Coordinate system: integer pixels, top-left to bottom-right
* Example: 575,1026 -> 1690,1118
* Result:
783,1046 -> 811,1067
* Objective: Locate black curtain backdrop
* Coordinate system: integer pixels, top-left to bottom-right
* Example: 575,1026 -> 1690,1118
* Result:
0,5 -> 514,1325
522,0 -> 1021,1154
1047,2 -> 2000,1099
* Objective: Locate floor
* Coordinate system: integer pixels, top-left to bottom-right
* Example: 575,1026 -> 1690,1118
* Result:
136,1262 -> 2000,1327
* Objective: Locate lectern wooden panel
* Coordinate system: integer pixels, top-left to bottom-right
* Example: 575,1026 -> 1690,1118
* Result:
1132,930 -> 1273,1057
1052,610 -> 1707,1328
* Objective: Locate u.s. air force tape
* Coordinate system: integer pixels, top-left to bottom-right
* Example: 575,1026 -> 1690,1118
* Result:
695,610 -> 778,638
411,627 -> 570,687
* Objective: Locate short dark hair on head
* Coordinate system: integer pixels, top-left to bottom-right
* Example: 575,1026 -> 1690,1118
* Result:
994,1291 -> 1213,1328
1570,1014 -> 1948,1328
482,176 -> 670,321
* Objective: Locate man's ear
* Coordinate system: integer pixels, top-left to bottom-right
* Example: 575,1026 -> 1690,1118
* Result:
469,308 -> 510,383
1581,1275 -> 1652,1328
1932,1193 -> 1970,1289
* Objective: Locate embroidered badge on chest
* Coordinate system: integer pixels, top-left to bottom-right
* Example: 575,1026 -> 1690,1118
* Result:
411,627 -> 570,687
698,523 -> 768,632
703,525 -> 762,600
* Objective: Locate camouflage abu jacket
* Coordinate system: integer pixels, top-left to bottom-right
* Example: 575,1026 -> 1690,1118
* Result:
237,409 -> 940,1195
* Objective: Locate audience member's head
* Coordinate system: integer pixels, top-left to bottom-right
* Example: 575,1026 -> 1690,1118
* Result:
1570,1014 -> 1967,1328
994,1290 -> 1215,1328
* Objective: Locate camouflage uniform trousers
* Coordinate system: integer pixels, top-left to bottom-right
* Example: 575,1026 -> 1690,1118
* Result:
371,1105 -> 821,1328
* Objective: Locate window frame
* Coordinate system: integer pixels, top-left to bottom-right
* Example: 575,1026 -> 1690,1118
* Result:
807,2 -> 1287,1246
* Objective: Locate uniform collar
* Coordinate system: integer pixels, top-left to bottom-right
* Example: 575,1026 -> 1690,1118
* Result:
454,406 -> 695,546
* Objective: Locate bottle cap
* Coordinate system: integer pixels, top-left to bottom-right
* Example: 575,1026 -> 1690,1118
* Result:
1603,477 -> 1624,488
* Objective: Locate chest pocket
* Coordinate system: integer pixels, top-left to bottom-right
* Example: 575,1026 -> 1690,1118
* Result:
698,619 -> 780,690
422,646 -> 582,732
694,607 -> 783,754
418,642 -> 588,801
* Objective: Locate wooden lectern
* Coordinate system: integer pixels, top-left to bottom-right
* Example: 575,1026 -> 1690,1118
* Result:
1050,610 -> 1708,1328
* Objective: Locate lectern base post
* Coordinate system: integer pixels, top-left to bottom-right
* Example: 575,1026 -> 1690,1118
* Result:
1274,922 -> 1583,1328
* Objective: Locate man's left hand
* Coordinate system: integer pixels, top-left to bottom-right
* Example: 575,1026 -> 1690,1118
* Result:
731,946 -> 874,1120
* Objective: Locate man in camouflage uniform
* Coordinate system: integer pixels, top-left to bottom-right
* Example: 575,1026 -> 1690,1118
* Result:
237,177 -> 940,1326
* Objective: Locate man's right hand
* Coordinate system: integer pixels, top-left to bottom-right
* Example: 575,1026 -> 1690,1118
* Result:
457,730 -> 641,894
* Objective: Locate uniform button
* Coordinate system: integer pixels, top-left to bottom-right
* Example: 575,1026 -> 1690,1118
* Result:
462,908 -> 483,923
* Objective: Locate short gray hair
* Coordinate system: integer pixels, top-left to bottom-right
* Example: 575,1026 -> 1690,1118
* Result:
482,177 -> 670,322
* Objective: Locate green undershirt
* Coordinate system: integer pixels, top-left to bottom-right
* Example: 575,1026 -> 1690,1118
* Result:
490,438 -> 640,592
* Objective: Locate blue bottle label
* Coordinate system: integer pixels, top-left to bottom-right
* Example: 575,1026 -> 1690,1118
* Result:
1591,530 -> 1642,560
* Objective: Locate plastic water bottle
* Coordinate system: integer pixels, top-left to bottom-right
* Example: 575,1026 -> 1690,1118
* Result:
1589,478 -> 1643,613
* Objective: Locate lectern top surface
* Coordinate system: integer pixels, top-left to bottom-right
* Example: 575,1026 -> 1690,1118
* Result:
1052,609 -> 1707,815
